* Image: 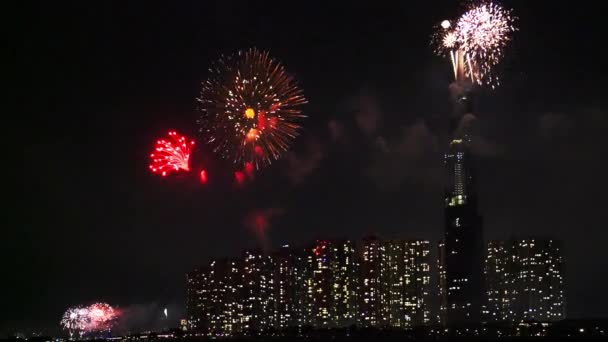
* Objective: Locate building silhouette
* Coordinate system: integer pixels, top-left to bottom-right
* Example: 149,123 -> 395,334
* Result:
439,84 -> 485,326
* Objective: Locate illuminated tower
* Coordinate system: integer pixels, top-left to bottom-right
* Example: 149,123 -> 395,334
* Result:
440,81 -> 485,326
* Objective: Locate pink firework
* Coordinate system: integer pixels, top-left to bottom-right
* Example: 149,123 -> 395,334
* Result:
456,2 -> 516,86
431,1 -> 517,87
86,302 -> 119,332
149,131 -> 195,176
61,302 -> 120,336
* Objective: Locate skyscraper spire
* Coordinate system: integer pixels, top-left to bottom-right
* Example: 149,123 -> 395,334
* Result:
439,81 -> 484,326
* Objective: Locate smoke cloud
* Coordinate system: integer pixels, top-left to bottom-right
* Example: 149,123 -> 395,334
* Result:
285,138 -> 324,185
368,121 -> 443,190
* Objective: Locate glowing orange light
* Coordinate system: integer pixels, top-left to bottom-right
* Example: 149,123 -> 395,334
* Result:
246,128 -> 259,141
245,108 -> 255,119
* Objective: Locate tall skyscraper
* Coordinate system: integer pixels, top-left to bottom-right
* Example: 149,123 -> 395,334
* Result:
441,85 -> 485,326
483,239 -> 566,323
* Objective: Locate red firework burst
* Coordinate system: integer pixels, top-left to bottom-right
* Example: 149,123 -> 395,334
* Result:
149,131 -> 195,176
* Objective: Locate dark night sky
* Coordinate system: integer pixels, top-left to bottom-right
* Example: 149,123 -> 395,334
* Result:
9,0 -> 608,335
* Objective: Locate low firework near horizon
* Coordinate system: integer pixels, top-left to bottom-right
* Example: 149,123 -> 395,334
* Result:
197,48 -> 307,170
433,1 -> 517,88
60,303 -> 119,337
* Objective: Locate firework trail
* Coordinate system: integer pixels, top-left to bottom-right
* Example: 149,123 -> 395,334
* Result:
197,48 -> 307,170
149,131 -> 195,176
432,1 -> 516,88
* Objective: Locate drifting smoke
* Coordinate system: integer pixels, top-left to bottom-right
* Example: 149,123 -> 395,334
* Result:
113,302 -> 182,335
352,91 -> 383,137
244,208 -> 285,251
369,121 -> 443,190
285,138 -> 324,185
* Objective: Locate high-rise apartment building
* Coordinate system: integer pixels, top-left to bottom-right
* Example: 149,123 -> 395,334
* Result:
484,239 -> 566,322
272,245 -> 309,329
484,240 -> 517,322
359,237 -> 432,328
241,250 -> 275,334
186,266 -> 210,333
207,259 -> 242,336
310,239 -> 357,328
513,239 -> 566,321
359,236 -> 382,327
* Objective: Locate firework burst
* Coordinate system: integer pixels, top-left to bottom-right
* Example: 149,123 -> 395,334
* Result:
149,131 -> 195,176
87,302 -> 118,332
61,303 -> 119,337
432,1 -> 516,88
61,306 -> 90,337
197,48 -> 307,169
457,2 -> 516,86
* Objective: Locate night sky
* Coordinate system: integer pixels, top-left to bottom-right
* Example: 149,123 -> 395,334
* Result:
10,0 -> 608,335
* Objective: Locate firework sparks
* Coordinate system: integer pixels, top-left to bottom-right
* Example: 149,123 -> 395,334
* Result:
149,131 -> 195,176
87,302 -> 118,332
61,306 -> 90,337
199,169 -> 208,184
456,2 -> 516,86
61,303 -> 119,337
197,48 -> 307,170
432,1 -> 516,88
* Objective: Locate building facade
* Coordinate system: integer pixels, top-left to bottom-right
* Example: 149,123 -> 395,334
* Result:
483,240 -> 517,322
484,239 -> 566,322
241,250 -> 275,334
359,237 -> 432,328
442,137 -> 485,326
440,84 -> 485,326
309,239 -> 357,328
272,245 -> 309,329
